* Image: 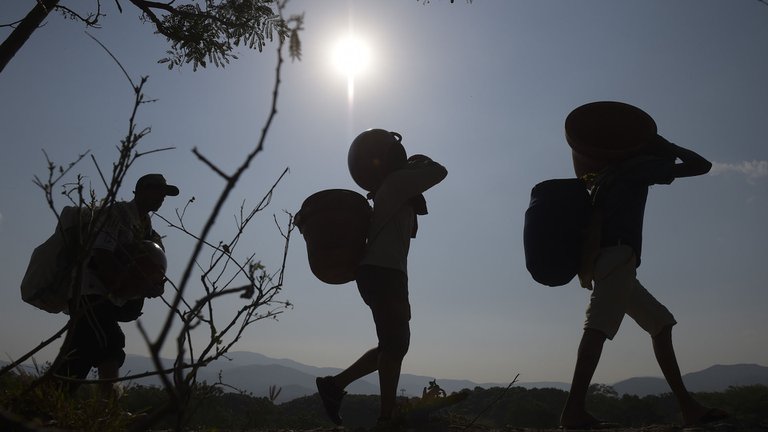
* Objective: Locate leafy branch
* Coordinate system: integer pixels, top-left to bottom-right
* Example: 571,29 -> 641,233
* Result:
1,0 -> 301,75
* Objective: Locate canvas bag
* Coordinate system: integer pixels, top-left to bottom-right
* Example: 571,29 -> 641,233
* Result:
21,206 -> 93,313
523,178 -> 593,287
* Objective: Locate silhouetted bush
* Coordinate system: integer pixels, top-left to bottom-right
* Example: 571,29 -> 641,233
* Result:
4,371 -> 767,430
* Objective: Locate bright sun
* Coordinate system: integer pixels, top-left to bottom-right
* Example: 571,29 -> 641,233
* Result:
332,35 -> 371,79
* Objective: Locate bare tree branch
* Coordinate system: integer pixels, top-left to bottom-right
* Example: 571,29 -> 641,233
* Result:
86,31 -> 136,88
191,147 -> 232,180
0,0 -> 60,76
0,324 -> 68,378
55,3 -> 104,27
153,0 -> 297,357
6,3 -> 303,430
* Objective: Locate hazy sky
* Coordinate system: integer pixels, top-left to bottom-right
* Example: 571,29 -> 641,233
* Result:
1,1 -> 766,387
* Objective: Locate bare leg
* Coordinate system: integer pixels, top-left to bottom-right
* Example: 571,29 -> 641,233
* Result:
560,328 -> 607,427
331,346 -> 404,420
652,325 -> 725,425
350,266 -> 411,421
377,349 -> 405,419
97,361 -> 120,399
333,347 -> 379,389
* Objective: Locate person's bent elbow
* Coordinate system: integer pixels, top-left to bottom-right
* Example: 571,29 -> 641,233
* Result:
435,164 -> 448,182
686,158 -> 712,177
669,144 -> 712,178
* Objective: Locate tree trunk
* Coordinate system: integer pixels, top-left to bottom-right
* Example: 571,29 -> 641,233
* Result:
0,0 -> 60,75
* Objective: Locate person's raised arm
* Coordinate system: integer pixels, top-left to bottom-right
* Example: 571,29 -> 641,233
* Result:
383,154 -> 448,199
654,135 -> 712,178
366,155 -> 447,240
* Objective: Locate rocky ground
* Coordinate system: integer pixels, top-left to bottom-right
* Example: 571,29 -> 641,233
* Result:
234,419 -> 767,432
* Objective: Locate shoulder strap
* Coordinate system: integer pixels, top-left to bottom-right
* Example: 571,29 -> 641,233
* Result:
588,168 -> 616,207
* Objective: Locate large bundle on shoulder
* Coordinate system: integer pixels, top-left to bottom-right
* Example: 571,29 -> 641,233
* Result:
112,239 -> 167,299
524,101 -> 660,287
523,178 -> 593,287
295,189 -> 372,285
21,206 -> 95,313
566,101 -> 658,177
295,129 -> 405,285
21,203 -> 168,312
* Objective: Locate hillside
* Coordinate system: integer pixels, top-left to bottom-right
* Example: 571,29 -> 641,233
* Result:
5,353 -> 767,402
117,352 -> 768,401
3,366 -> 767,432
612,364 -> 768,397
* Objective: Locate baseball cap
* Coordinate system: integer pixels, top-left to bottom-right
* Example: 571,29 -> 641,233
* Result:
135,174 -> 179,196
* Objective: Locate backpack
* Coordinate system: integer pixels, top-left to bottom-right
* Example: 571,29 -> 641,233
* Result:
21,206 -> 94,313
523,178 -> 594,287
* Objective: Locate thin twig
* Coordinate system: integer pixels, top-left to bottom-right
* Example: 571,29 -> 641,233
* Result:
0,324 -> 68,377
56,4 -> 103,27
135,145 -> 176,157
153,2 -> 294,359
463,374 -> 520,430
85,31 -> 135,89
191,147 -> 231,180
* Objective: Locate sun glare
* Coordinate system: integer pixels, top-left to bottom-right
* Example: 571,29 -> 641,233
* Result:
333,35 -> 371,79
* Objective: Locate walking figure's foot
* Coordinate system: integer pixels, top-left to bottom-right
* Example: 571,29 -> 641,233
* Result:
316,376 -> 346,425
560,410 -> 617,430
683,406 -> 729,427
370,416 -> 407,432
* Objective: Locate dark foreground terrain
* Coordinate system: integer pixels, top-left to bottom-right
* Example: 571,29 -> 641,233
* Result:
152,421 -> 765,432
3,367 -> 767,432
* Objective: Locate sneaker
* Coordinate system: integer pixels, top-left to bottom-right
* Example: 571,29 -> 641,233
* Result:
316,376 -> 345,425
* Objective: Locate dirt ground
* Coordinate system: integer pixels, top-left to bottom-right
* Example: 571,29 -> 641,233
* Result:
245,419 -> 767,432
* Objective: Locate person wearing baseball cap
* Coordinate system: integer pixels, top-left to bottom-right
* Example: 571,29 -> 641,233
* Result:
133,173 -> 179,214
54,173 -> 179,398
135,173 -> 180,196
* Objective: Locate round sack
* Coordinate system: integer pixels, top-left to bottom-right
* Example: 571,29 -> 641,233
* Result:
348,128 -> 406,192
565,101 -> 658,177
295,189 -> 372,284
114,240 -> 167,298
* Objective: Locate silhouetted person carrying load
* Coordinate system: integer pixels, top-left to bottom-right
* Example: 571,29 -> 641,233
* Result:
53,174 -> 178,397
557,102 -> 728,429
314,129 -> 447,428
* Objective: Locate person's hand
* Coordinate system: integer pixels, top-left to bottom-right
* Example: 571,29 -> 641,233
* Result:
143,281 -> 165,298
110,270 -> 164,299
406,154 -> 432,168
578,273 -> 594,290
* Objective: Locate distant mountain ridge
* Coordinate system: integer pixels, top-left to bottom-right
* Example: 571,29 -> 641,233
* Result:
115,352 -> 565,402
5,352 -> 767,403
612,363 -> 768,397
120,352 -> 768,402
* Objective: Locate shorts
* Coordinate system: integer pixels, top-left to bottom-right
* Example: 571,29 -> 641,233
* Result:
58,295 -> 127,381
584,245 -> 676,340
356,265 -> 411,357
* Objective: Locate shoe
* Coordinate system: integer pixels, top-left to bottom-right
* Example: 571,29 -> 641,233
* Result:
316,376 -> 345,425
683,407 -> 729,427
